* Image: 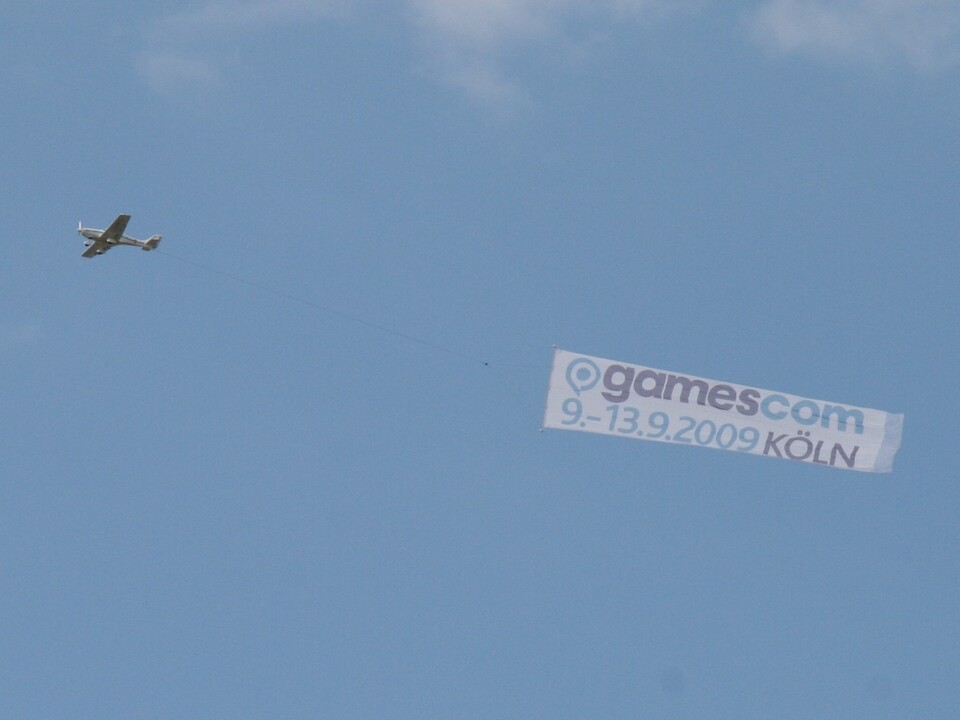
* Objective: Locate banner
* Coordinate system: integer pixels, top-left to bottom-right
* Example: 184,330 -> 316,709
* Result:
543,348 -> 903,473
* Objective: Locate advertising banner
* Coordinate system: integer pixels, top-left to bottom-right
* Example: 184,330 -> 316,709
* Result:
543,348 -> 903,472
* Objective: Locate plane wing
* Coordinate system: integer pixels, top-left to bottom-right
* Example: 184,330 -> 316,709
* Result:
82,240 -> 109,258
100,214 -> 131,242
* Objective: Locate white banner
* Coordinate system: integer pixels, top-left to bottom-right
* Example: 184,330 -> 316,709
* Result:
543,348 -> 903,473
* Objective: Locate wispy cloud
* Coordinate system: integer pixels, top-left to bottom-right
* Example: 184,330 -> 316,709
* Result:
139,0 -> 683,107
409,0 -> 564,49
139,52 -> 226,98
751,0 -> 960,69
140,1 -> 958,108
406,0 -> 569,108
139,0 -> 344,97
157,0 -> 341,37
407,0 -> 679,108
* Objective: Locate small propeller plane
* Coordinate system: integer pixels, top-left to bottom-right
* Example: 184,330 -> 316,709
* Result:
78,214 -> 162,258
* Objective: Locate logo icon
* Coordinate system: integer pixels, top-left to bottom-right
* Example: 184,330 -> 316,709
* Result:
566,357 -> 601,396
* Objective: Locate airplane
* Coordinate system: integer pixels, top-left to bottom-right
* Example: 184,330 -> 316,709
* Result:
78,214 -> 161,258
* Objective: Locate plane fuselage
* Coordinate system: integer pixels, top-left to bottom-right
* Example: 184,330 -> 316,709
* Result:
79,227 -> 145,248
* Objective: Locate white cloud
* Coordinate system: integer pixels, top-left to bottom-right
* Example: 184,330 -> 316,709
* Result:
140,0 -> 681,107
407,0 -> 678,108
751,0 -> 960,69
408,0 -> 563,50
139,52 -> 224,97
139,0 -> 960,106
157,0 -> 340,38
409,0 -> 677,48
443,61 -> 535,115
139,0 -> 344,96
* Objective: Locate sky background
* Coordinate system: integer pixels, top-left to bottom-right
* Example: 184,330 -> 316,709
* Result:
2,1 -> 959,717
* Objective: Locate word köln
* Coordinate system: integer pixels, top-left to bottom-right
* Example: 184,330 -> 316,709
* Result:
764,430 -> 859,468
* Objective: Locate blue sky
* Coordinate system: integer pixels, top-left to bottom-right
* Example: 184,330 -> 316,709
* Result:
2,1 -> 959,717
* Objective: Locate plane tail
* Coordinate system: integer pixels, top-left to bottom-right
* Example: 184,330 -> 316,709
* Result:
143,235 -> 162,251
